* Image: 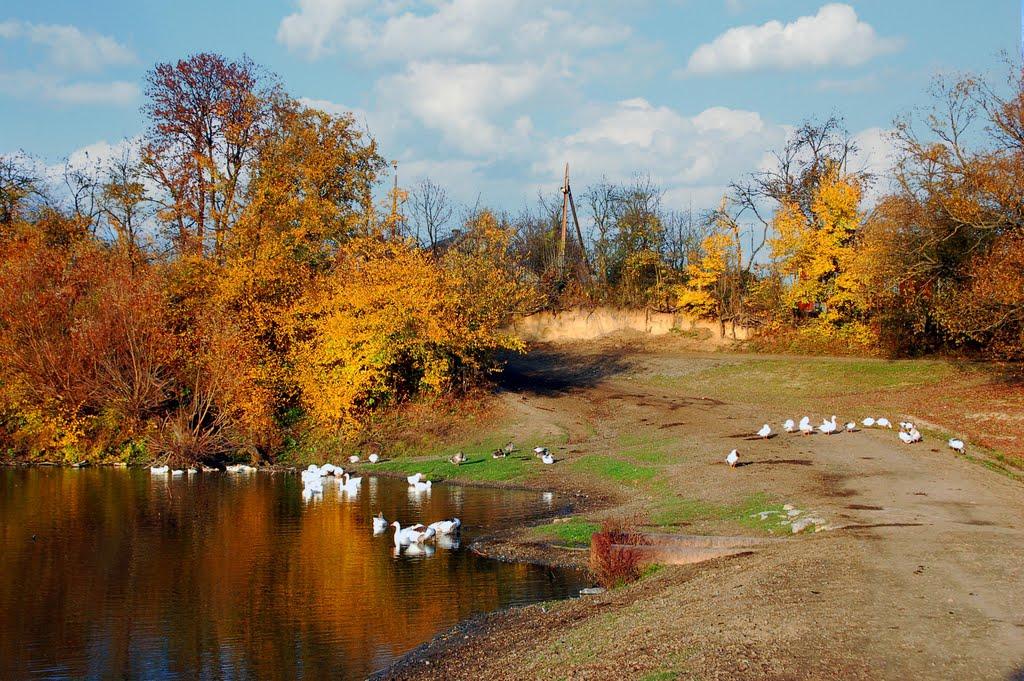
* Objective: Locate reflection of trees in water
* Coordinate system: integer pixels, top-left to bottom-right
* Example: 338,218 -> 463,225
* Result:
0,470 -> 578,679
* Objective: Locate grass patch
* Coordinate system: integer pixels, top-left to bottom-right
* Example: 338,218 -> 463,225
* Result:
531,518 -> 600,547
571,455 -> 656,483
371,453 -> 532,483
649,490 -> 785,532
641,672 -> 679,681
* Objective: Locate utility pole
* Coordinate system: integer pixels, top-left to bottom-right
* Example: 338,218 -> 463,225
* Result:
559,162 -> 569,276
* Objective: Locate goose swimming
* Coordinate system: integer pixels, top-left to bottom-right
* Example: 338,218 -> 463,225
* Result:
150,465 -> 169,475
428,518 -> 461,535
726,449 -> 739,467
406,473 -> 425,485
341,472 -> 363,492
757,423 -> 772,439
372,512 -> 388,534
948,438 -> 965,454
411,480 -> 432,492
391,521 -> 436,546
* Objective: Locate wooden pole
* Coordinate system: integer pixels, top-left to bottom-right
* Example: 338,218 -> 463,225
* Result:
559,162 -> 569,276
567,184 -> 591,276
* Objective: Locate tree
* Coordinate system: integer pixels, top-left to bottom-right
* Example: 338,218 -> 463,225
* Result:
409,178 -> 454,254
142,53 -> 280,257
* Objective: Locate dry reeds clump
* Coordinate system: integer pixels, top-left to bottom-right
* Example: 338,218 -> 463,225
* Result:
589,517 -> 650,589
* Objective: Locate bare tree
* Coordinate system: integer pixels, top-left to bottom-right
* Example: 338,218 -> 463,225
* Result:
409,178 -> 454,254
0,153 -> 45,227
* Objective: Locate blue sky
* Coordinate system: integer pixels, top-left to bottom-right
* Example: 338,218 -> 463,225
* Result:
0,1 -> 1018,212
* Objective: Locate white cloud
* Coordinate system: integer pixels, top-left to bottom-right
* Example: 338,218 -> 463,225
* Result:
685,3 -> 903,75
0,70 -> 139,105
536,98 -> 788,208
378,61 -> 545,155
0,20 -> 136,72
276,0 -> 628,62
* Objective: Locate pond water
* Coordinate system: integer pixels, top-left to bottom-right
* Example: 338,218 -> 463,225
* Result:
0,468 -> 586,680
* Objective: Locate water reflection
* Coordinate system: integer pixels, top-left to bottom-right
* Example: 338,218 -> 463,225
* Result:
0,468 -> 584,680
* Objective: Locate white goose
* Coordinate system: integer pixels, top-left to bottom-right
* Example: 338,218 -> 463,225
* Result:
845,421 -> 857,432
541,452 -> 555,465
948,438 -> 965,454
372,512 -> 388,534
861,417 -> 875,428
301,465 -> 322,486
348,455 -> 360,464
411,479 -> 432,492
783,419 -> 796,433
391,521 -> 436,546
368,453 -> 380,464
799,420 -> 814,436
726,449 -> 739,467
428,518 -> 461,535
876,418 -> 892,429
150,465 -> 169,475
341,472 -> 363,492
170,469 -> 185,476
757,423 -> 772,438
320,463 -> 336,476
818,416 -> 838,435
406,473 -> 425,485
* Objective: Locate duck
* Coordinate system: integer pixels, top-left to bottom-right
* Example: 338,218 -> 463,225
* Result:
390,521 -> 436,546
726,449 -> 739,467
368,453 -> 380,464
757,423 -> 772,439
818,416 -> 838,435
449,451 -> 467,465
406,473 -> 425,485
876,418 -> 892,429
502,441 -> 516,455
541,452 -> 555,465
150,465 -> 169,475
862,417 -> 876,428
492,448 -> 507,459
428,518 -> 461,535
348,455 -> 360,464
845,421 -> 857,432
341,472 -> 363,492
533,446 -> 548,457
783,419 -> 796,433
948,438 -> 965,454
372,512 -> 388,534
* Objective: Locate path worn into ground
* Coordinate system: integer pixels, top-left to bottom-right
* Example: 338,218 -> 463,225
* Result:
384,342 -> 1024,680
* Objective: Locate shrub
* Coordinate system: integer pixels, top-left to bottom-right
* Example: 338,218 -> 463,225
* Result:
589,518 -> 650,589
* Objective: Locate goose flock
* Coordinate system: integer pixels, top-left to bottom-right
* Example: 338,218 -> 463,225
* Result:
726,415 -> 968,467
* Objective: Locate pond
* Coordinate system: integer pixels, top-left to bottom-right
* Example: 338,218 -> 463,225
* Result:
0,468 -> 586,680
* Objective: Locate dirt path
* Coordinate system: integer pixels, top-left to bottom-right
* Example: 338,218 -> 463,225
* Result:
382,341 -> 1024,680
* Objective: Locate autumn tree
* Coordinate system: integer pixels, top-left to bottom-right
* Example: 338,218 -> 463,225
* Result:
409,177 -> 454,254
142,53 -> 280,257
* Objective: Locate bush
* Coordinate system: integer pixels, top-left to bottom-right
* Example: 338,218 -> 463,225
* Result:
589,518 -> 650,589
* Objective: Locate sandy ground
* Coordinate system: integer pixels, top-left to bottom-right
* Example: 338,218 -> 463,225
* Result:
379,339 -> 1024,681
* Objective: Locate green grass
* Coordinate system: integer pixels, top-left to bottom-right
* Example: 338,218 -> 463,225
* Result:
648,490 -> 785,532
571,455 -> 656,483
641,672 -> 679,681
371,453 -> 533,483
531,518 -> 600,547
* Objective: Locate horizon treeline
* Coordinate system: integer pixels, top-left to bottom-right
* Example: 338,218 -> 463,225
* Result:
1,52 -> 1021,464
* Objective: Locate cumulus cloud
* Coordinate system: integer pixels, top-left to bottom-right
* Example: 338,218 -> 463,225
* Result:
685,3 -> 903,75
377,61 -> 545,155
277,0 -> 628,62
0,20 -> 136,72
535,98 -> 789,207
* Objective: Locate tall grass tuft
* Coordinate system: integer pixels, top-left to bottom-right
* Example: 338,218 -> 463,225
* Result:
589,517 -> 650,589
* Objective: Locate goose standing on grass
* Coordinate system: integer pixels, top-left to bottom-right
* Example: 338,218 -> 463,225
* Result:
407,473 -> 425,485
757,423 -> 772,439
862,417 -> 876,428
948,438 -> 965,454
372,512 -> 388,534
726,449 -> 739,467
783,419 -> 796,433
368,453 -> 380,464
449,451 -> 467,465
541,452 -> 555,465
150,465 -> 169,475
428,518 -> 461,535
492,448 -> 507,459
876,418 -> 892,429
348,455 -> 360,464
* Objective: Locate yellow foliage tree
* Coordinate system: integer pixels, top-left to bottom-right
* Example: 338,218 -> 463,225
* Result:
677,231 -> 731,320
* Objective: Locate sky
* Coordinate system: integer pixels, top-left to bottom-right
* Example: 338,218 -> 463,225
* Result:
0,1 -> 1018,213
